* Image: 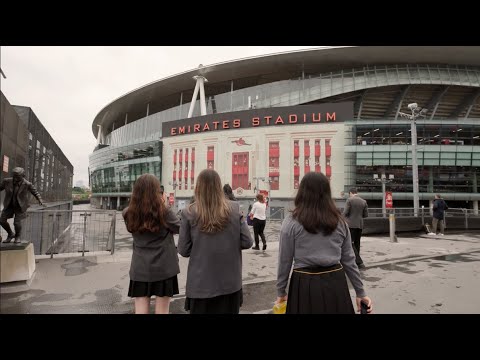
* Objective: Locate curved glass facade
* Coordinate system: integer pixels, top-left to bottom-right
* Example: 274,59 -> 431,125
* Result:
103,64 -> 480,146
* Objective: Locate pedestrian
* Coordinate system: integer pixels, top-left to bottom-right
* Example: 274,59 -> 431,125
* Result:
250,193 -> 267,250
123,174 -> 180,314
429,194 -> 448,236
178,169 -> 253,314
223,183 -> 236,201
276,172 -> 372,314
342,187 -> 368,268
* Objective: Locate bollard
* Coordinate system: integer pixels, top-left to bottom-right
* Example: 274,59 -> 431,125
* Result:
421,205 -> 425,225
389,213 -> 398,243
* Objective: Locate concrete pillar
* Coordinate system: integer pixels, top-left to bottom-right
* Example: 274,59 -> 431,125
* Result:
117,196 -> 120,209
428,166 -> 434,192
474,200 -> 479,215
473,171 -> 478,193
187,81 -> 200,118
96,125 -> 103,145
429,199 -> 433,215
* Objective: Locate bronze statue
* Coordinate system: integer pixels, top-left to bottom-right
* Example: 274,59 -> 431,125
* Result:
0,167 -> 45,243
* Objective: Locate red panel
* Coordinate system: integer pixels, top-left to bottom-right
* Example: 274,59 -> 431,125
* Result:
326,145 -> 331,157
185,151 -> 189,163
304,147 -> 310,157
315,165 -> 321,173
173,151 -> 177,163
191,170 -> 195,178
304,166 -> 310,174
179,150 -> 183,163
294,147 -> 299,157
232,152 -> 249,189
191,152 -> 195,162
269,148 -> 280,157
207,152 -> 214,161
315,145 -> 321,157
173,171 -> 176,180
269,170 -> 279,177
294,167 -> 300,177
179,170 -> 182,179
326,165 -> 331,177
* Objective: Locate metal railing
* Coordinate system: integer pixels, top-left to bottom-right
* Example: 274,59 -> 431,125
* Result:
265,206 -> 479,223
17,210 -> 117,257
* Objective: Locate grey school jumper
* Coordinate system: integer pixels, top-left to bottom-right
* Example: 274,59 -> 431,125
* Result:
277,214 -> 366,298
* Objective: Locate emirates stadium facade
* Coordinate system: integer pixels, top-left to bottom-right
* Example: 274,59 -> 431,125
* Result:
89,46 -> 480,214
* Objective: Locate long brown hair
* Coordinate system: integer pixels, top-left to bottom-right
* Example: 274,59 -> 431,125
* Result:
189,169 -> 231,233
123,174 -> 167,233
292,172 -> 342,235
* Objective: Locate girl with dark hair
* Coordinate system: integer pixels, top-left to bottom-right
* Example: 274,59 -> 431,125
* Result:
223,183 -> 236,201
178,169 -> 253,314
275,172 -> 372,314
122,174 -> 180,314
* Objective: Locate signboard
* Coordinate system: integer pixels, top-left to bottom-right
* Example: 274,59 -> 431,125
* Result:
385,191 -> 393,208
169,193 -> 175,206
2,155 -> 9,173
162,103 -> 353,137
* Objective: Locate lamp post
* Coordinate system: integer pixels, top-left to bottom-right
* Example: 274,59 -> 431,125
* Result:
399,103 -> 428,217
169,180 -> 178,211
252,176 -> 264,193
374,171 -> 394,218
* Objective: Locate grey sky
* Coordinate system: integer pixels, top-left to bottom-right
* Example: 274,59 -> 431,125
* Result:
1,46 -> 325,186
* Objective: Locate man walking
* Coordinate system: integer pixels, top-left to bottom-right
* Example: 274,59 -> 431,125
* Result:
0,167 -> 45,243
343,188 -> 369,268
428,194 -> 448,236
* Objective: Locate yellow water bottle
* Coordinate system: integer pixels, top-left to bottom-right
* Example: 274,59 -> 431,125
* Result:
272,301 -> 287,314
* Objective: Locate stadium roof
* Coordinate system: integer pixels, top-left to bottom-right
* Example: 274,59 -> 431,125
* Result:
92,46 -> 480,137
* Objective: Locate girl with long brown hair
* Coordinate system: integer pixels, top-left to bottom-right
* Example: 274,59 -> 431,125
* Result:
122,174 -> 180,314
178,169 -> 253,314
276,172 -> 373,314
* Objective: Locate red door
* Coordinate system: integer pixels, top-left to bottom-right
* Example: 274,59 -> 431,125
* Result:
232,152 -> 249,190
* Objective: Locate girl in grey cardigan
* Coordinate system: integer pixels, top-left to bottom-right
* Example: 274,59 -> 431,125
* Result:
178,169 -> 253,314
123,174 -> 181,314
276,172 -> 373,314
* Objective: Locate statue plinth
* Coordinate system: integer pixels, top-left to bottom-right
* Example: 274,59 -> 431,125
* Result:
0,243 -> 36,283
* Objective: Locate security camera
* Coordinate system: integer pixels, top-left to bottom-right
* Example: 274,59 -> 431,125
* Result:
408,103 -> 418,111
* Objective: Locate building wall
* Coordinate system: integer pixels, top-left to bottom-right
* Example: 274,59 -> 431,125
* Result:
161,122 -> 346,200
1,92 -> 28,184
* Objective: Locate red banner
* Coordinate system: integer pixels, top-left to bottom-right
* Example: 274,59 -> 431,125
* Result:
385,191 -> 393,208
169,193 -> 175,206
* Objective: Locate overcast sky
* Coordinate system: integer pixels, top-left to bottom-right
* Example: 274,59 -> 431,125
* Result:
1,46 -> 326,187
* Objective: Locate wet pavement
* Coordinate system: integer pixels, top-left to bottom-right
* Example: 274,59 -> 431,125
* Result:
1,216 -> 480,314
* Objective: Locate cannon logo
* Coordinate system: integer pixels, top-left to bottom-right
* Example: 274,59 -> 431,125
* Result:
231,137 -> 251,146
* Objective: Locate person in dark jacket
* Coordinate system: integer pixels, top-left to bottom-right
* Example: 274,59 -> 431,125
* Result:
429,194 -> 448,236
122,174 -> 180,314
342,187 -> 368,268
178,169 -> 253,314
1,167 -> 45,243
223,183 -> 236,201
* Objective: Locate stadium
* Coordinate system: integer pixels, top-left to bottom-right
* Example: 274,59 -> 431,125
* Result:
88,46 -> 480,215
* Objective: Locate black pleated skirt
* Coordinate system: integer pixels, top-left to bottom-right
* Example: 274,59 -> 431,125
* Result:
128,275 -> 179,298
286,264 -> 355,314
184,288 -> 243,314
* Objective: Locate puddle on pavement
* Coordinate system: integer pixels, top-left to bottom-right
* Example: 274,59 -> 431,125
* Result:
61,258 -> 97,276
428,253 -> 480,263
378,263 -> 421,274
362,276 -> 382,282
